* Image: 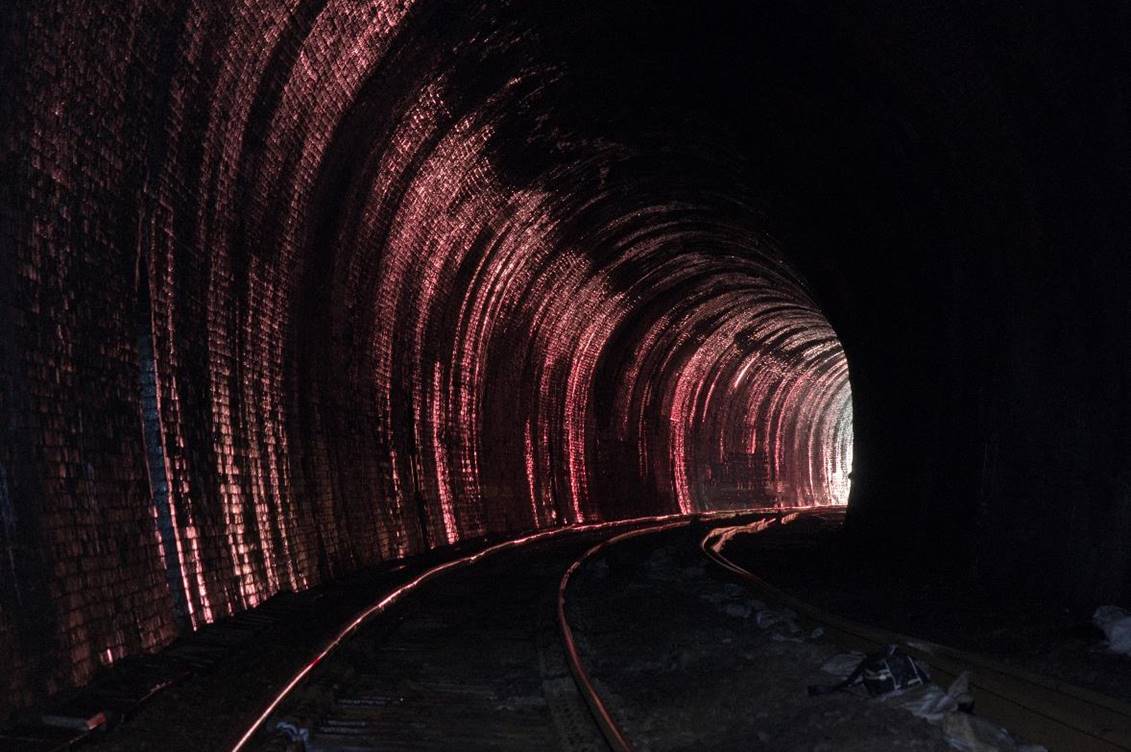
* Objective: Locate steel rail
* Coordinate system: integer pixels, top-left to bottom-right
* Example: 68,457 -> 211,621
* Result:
702,518 -> 1131,752
556,509 -> 817,752
557,521 -> 688,752
229,508 -> 771,751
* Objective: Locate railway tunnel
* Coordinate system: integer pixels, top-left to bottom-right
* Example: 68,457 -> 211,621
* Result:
1,1 -> 1129,749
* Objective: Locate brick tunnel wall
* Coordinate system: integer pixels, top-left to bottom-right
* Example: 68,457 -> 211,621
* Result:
0,1 -> 853,713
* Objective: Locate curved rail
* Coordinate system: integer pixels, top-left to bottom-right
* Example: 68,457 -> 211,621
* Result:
557,521 -> 690,752
702,518 -> 1131,752
556,510 -> 812,752
230,516 -> 673,750
230,509 -> 769,751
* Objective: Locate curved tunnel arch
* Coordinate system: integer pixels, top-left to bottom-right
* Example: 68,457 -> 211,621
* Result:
7,0 -> 1127,720
150,0 -> 857,592
0,0 -> 855,703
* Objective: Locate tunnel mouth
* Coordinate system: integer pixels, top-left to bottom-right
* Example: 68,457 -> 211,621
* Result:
0,0 -> 874,715
590,263 -> 855,515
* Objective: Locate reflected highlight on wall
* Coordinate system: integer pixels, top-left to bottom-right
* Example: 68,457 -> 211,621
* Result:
0,0 -> 851,713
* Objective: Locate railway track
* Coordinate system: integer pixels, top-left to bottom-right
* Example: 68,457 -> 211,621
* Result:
242,534 -> 612,751
238,505 -> 1131,752
703,514 -> 1131,752
556,520 -> 694,752
237,512 -> 763,751
553,509 -> 960,751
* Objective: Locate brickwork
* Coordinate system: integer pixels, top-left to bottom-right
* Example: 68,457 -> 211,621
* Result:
0,0 -> 851,715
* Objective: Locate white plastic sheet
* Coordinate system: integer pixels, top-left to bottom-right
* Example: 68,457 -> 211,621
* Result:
820,651 -> 866,679
1093,605 -> 1131,655
885,671 -> 970,724
754,606 -> 800,633
889,673 -> 1047,752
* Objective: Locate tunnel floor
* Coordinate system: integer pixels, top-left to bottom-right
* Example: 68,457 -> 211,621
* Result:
15,514 -> 1107,750
228,516 -> 1039,752
242,522 -> 961,751
721,518 -> 1131,706
566,527 -> 956,752
251,535 -> 610,751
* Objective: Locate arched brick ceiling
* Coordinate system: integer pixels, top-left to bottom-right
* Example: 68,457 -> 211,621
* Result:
0,0 -> 860,707
5,0 -> 1127,718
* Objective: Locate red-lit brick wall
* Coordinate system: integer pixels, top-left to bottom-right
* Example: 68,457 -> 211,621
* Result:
0,0 -> 851,713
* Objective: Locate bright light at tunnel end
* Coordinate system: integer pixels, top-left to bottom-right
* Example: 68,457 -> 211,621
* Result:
831,398 -> 854,506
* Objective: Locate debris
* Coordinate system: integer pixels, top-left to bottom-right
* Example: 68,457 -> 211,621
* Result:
886,672 -> 973,724
275,720 -> 311,744
942,711 -> 1046,752
886,673 -> 1047,752
1093,606 -> 1131,655
755,606 -> 799,633
820,651 -> 867,679
860,646 -> 930,696
808,645 -> 928,697
771,632 -> 805,643
40,709 -> 108,732
724,601 -> 752,619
